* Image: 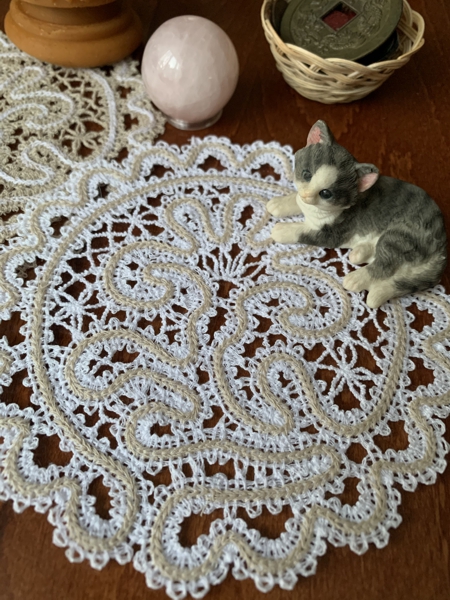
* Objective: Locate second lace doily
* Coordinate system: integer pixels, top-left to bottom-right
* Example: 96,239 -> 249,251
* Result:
0,137 -> 449,598
0,31 -> 165,241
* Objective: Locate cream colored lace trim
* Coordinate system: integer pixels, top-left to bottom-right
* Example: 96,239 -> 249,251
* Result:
0,31 -> 165,241
0,137 -> 449,598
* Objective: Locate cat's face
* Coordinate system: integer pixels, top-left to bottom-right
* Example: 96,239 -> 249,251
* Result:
294,142 -> 359,210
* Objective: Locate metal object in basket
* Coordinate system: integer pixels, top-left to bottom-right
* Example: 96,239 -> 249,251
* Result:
279,0 -> 403,64
261,0 -> 425,104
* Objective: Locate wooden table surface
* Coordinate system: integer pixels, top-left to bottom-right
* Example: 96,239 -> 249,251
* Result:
1,1 -> 450,599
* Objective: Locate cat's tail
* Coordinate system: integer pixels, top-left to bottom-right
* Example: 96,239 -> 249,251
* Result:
394,252 -> 447,296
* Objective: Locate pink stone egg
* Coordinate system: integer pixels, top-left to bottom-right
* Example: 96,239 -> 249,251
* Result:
141,16 -> 239,130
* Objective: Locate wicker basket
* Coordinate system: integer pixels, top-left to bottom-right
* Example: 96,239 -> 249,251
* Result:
261,0 -> 425,104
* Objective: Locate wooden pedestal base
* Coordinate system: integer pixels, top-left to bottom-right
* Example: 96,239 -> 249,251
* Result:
4,0 -> 143,67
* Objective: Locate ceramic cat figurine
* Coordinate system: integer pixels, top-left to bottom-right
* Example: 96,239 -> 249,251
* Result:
267,120 -> 447,308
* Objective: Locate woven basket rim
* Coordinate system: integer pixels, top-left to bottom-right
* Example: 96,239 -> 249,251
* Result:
261,0 -> 425,73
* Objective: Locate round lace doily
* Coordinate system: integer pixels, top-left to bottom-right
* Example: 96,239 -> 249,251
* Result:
0,137 -> 449,598
0,31 -> 165,242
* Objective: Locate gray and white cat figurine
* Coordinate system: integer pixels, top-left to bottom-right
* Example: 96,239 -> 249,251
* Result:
267,120 -> 447,308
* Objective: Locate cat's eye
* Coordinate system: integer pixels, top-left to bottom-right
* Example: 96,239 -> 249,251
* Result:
319,189 -> 333,200
302,170 -> 312,182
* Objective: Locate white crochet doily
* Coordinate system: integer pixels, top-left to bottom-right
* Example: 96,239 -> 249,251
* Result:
0,31 -> 165,241
0,136 -> 449,598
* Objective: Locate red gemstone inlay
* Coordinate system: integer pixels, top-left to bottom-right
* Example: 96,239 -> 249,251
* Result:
322,3 -> 357,31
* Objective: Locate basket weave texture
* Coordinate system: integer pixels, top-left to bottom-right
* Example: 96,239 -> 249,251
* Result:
261,0 -> 425,104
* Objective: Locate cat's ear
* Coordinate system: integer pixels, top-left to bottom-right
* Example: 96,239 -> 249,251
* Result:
355,163 -> 379,192
306,120 -> 335,146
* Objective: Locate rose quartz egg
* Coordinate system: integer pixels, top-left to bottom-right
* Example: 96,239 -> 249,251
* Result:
141,15 -> 239,129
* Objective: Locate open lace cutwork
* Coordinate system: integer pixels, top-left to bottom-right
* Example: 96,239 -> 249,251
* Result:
0,31 -> 165,243
0,136 -> 449,598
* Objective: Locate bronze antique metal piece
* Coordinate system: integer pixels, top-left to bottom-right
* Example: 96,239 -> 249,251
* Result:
280,0 -> 402,63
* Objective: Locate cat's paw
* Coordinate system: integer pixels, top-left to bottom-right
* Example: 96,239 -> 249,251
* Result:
266,193 -> 302,218
349,243 -> 375,265
343,269 -> 398,308
366,281 -> 397,309
342,267 -> 371,292
271,222 -> 305,244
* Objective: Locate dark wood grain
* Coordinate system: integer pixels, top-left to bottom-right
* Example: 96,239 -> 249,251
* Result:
1,0 -> 450,599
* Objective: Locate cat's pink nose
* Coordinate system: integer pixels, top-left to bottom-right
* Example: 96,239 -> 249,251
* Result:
302,195 -> 315,204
